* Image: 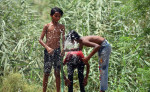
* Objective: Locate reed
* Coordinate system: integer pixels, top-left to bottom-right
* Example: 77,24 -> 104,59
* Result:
0,0 -> 149,91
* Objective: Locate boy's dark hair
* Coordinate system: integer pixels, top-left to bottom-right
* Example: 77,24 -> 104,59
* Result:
50,7 -> 63,16
66,30 -> 81,41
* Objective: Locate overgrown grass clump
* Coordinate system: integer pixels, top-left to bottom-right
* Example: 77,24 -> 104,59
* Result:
0,73 -> 42,92
0,0 -> 150,92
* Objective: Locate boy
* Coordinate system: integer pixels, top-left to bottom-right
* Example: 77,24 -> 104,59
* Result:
63,50 -> 89,92
39,7 -> 65,92
67,30 -> 111,92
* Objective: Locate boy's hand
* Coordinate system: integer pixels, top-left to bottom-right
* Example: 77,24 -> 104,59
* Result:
65,78 -> 71,86
47,48 -> 54,54
82,57 -> 89,65
83,77 -> 88,86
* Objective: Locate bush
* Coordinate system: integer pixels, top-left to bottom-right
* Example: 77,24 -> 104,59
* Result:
0,73 -> 42,92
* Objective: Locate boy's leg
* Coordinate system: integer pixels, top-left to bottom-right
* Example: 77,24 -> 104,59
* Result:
99,59 -> 109,91
43,49 -> 52,92
67,64 -> 74,92
43,73 -> 50,92
78,62 -> 85,92
54,47 -> 61,92
98,44 -> 111,91
54,69 -> 60,92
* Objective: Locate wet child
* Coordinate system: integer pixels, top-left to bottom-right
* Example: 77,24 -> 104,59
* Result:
63,50 -> 89,92
66,30 -> 111,92
39,7 -> 65,92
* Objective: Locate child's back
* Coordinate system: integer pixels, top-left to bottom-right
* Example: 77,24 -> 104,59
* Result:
64,51 -> 84,66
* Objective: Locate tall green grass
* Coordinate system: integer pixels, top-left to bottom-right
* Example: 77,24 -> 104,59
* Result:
0,0 -> 150,92
0,0 -> 43,87
0,73 -> 42,92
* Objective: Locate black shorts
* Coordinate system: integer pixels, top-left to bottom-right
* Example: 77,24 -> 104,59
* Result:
44,48 -> 61,73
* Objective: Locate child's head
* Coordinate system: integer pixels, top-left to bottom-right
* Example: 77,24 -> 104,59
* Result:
50,7 -> 63,16
66,30 -> 81,42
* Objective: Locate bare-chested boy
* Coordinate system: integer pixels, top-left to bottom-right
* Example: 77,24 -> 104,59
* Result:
39,7 -> 65,92
67,30 -> 111,92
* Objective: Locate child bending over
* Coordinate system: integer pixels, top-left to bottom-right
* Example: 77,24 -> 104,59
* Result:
66,30 -> 111,92
63,51 -> 89,92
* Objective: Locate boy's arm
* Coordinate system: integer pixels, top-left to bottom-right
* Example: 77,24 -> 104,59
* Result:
79,43 -> 83,50
85,63 -> 90,79
62,25 -> 65,50
60,25 -> 65,56
62,65 -> 71,86
39,24 -> 53,53
83,62 -> 90,86
39,24 -> 48,49
82,41 -> 100,62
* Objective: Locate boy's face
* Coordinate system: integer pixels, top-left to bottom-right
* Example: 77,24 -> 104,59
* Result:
51,12 -> 61,23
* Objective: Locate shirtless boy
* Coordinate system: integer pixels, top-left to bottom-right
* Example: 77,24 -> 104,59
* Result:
39,7 -> 65,92
67,30 -> 111,92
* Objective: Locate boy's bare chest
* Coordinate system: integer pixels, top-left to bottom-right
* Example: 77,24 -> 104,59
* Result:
47,26 -> 62,35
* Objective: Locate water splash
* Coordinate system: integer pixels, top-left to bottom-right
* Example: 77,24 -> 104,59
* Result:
64,34 -> 78,50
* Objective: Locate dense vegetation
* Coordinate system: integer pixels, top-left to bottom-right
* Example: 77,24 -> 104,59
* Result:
0,0 -> 149,92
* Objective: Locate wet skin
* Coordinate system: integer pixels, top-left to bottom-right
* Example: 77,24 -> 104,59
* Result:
39,12 -> 65,54
75,36 -> 105,64
39,12 -> 65,92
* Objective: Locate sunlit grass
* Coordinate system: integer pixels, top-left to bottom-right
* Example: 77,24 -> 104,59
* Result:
0,73 -> 42,92
0,0 -> 150,92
